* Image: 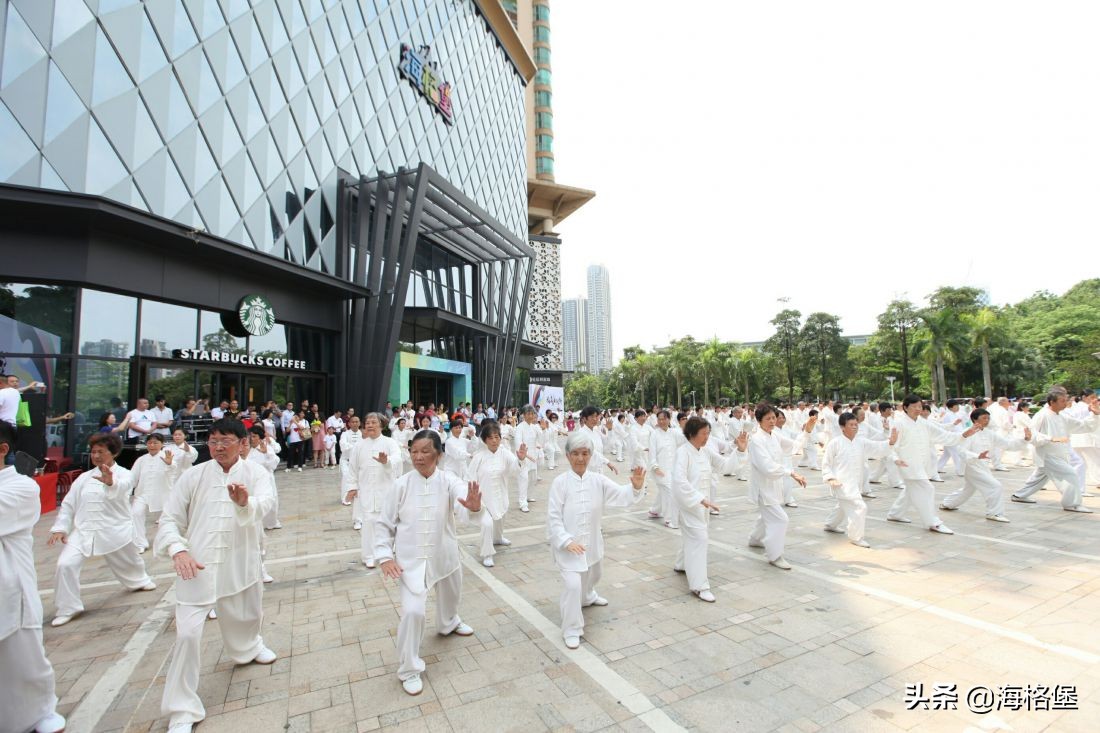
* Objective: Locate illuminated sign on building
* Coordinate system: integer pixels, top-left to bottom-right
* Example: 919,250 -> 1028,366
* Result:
398,43 -> 454,125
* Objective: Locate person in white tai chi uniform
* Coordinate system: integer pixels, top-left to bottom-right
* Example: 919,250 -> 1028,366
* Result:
1011,386 -> 1099,513
156,419 -> 278,733
344,413 -> 401,568
672,416 -> 747,601
376,430 -> 483,696
887,395 -> 979,534
514,406 -> 542,510
548,432 -> 646,648
648,410 -> 680,528
939,408 -> 1030,522
0,423 -> 66,733
48,432 -> 156,627
823,412 -> 897,548
466,421 -> 526,567
129,433 -> 174,553
747,404 -> 810,570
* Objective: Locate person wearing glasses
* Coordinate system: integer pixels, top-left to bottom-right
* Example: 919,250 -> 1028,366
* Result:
155,419 -> 277,733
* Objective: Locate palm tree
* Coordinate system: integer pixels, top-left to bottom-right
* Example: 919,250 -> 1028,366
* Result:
967,308 -> 1002,398
918,309 -> 966,401
728,348 -> 760,403
699,338 -> 722,405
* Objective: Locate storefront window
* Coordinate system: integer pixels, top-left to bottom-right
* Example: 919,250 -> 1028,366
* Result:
0,282 -> 76,354
146,365 -> 195,412
140,300 -> 198,355
79,289 -> 137,358
0,355 -> 75,456
200,310 -> 246,353
75,358 -> 130,438
249,323 -> 287,358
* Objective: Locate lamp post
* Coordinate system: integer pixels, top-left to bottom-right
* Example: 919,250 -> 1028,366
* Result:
688,390 -> 696,409
886,375 -> 896,403
618,373 -> 624,407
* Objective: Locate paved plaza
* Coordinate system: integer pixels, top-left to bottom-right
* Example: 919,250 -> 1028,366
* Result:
32,455 -> 1100,733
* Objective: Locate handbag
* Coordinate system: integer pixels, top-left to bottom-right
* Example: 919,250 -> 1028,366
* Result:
16,399 -> 31,427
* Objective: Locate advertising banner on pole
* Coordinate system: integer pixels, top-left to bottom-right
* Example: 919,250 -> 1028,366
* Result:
529,384 -> 564,418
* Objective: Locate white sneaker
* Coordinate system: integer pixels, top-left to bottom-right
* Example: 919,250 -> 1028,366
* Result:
939,503 -> 956,511
693,589 -> 716,603
929,523 -> 954,534
520,505 -> 530,513
139,581 -> 157,591
271,522 -> 282,529
494,537 -> 512,546
341,499 -> 352,506
823,526 -> 845,534
769,557 -> 792,570
262,573 -> 275,583
850,539 -> 871,548
784,501 -> 798,508
50,614 -> 75,627
34,712 -> 66,733
747,539 -> 765,548
709,509 -> 720,515
296,467 -> 303,472
482,557 -> 494,567
1065,505 -> 1094,513
284,468 -> 291,473
986,514 -> 1011,523
564,635 -> 580,649
137,545 -> 148,554
861,492 -> 877,499
886,516 -> 912,523
208,609 -> 217,619
364,558 -> 376,569
665,522 -> 679,530
1011,495 -> 1037,503
402,674 -> 423,696
446,622 -> 474,637
352,520 -> 362,530
252,647 -> 277,664
584,596 -> 608,607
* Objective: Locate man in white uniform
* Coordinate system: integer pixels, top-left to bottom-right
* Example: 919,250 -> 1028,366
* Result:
1011,386 -> 1099,512
823,412 -> 897,548
156,418 -> 278,733
0,423 -> 66,733
344,413 -> 401,567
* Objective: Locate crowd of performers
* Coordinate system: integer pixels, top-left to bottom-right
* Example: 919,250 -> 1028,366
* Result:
3,386 -> 1098,732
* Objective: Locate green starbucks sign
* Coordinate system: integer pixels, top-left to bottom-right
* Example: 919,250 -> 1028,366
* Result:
237,294 -> 276,337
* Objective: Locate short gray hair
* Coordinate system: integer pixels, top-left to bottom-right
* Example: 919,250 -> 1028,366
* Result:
564,432 -> 594,454
364,412 -> 388,426
520,404 -> 537,416
1046,386 -> 1068,405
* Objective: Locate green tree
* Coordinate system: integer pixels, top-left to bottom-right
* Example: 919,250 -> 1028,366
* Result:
965,308 -> 1003,398
799,313 -> 848,400
877,299 -> 920,392
764,309 -> 802,403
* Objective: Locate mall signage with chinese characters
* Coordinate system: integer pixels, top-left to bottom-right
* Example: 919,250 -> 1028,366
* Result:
172,349 -> 309,371
398,43 -> 454,124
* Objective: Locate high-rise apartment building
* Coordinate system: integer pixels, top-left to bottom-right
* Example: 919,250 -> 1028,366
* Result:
503,0 -> 595,394
561,296 -> 587,371
585,265 -> 613,374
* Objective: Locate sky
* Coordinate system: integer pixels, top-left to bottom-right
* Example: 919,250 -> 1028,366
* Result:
549,1 -> 1100,358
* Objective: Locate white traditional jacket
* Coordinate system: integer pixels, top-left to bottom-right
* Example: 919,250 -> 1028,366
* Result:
959,429 -> 1027,474
547,469 -> 643,572
0,466 -> 44,637
890,412 -> 965,480
466,448 -> 519,520
155,458 -> 275,605
649,427 -> 678,485
345,435 -> 401,512
50,463 -> 134,557
374,468 -> 480,591
1030,407 -> 1097,466
164,442 -> 199,493
131,450 -> 172,512
823,435 -> 892,500
747,430 -> 802,507
514,421 -> 542,470
672,441 -> 744,514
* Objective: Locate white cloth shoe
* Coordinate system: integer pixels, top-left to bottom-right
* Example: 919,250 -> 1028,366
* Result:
784,501 -> 798,508
986,514 -> 1011,523
747,539 -> 765,548
444,622 -> 474,637
1065,505 -> 1094,513
482,557 -> 494,567
520,504 -> 530,513
693,589 -> 716,602
583,596 -> 608,607
823,526 -> 845,534
886,516 -> 912,523
564,635 -> 580,649
850,539 -> 871,548
493,537 -> 512,546
34,712 -> 65,733
364,558 -> 376,568
352,519 -> 362,530
929,523 -> 954,534
938,504 -> 956,511
769,557 -> 792,570
402,674 -> 423,696
262,573 -> 275,583
138,581 -> 157,591
50,614 -> 76,627
252,647 -> 277,664
1011,495 -> 1036,503
208,609 -> 217,619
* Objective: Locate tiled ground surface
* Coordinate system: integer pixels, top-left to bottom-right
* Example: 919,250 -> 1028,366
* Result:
30,450 -> 1100,732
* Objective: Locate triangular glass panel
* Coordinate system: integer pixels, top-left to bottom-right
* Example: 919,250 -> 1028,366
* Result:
0,57 -> 48,146
91,28 -> 136,106
218,0 -> 250,23
182,0 -> 226,41
133,147 -> 169,211
11,0 -> 54,49
43,62 -> 85,145
175,44 -> 222,115
1,6 -> 47,88
146,0 -> 199,60
40,158 -> 67,190
85,118 -> 130,194
140,66 -> 193,142
253,0 -> 290,55
99,3 -> 145,80
41,112 -> 90,189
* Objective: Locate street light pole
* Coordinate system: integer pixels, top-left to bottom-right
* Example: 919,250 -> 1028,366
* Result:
886,375 -> 896,403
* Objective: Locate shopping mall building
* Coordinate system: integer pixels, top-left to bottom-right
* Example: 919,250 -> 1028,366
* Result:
0,0 -> 557,456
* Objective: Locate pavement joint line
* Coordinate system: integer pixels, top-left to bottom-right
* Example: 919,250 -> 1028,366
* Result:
459,549 -> 687,733
619,515 -> 1100,666
790,501 -> 1100,562
63,587 -> 178,733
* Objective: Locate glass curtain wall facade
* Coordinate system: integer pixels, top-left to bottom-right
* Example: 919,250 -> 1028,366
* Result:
0,0 -> 527,269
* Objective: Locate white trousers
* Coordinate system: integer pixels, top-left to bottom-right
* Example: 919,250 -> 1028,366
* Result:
825,495 -> 867,541
162,583 -> 265,728
478,513 -> 505,558
1014,457 -> 1083,508
0,627 -> 57,733
989,445 -> 1005,470
674,508 -> 709,591
263,480 -> 280,530
799,443 -> 820,470
559,561 -> 602,638
1077,446 -> 1100,486
131,496 -> 152,551
868,455 -> 904,487
545,442 -> 558,469
354,498 -> 379,564
649,480 -> 666,516
941,466 -> 1005,517
517,465 -> 535,508
937,446 -> 965,476
54,541 -> 152,616
748,504 -> 789,562
887,478 -> 942,528
397,571 -> 463,680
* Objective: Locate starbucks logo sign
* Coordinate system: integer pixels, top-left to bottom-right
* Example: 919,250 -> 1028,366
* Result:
237,294 -> 276,336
